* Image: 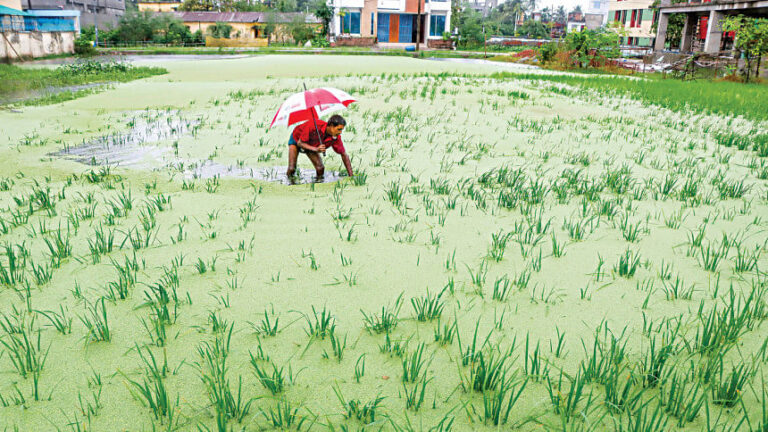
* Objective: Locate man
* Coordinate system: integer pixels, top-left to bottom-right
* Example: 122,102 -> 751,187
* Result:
287,114 -> 353,179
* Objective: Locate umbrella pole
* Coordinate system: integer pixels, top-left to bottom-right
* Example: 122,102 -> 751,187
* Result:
304,83 -> 326,156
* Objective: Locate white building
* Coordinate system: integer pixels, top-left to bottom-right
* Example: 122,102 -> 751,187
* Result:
331,0 -> 451,47
586,0 -> 609,25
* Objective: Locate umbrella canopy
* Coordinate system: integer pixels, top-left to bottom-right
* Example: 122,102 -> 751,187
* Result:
269,87 -> 356,129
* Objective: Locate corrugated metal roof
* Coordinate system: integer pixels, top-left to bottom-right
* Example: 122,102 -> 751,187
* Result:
0,5 -> 32,16
170,11 -> 320,24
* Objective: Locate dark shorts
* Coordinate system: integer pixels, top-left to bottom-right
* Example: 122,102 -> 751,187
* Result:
288,135 -> 308,154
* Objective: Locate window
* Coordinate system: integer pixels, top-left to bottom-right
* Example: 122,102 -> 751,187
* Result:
614,11 -> 620,21
630,10 -> 636,27
341,11 -> 361,34
371,13 -> 374,35
429,14 -> 445,37
621,10 -> 627,25
592,1 -> 601,8
636,9 -> 643,26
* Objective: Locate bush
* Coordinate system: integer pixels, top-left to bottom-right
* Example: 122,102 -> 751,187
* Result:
537,42 -> 559,63
74,36 -> 97,56
207,22 -> 233,38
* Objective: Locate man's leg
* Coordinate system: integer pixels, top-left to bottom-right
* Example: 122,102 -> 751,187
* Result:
306,152 -> 325,177
287,145 -> 299,177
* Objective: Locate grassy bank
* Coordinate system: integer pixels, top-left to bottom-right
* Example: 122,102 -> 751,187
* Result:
491,71 -> 768,122
0,60 -> 167,105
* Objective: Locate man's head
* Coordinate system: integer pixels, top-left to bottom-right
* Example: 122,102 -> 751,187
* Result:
326,115 -> 346,138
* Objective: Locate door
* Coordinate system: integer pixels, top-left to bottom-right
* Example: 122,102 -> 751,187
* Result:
377,13 -> 390,42
399,14 -> 412,43
389,14 -> 400,42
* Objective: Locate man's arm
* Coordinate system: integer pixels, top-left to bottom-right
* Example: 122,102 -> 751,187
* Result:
341,152 -> 353,177
297,140 -> 323,153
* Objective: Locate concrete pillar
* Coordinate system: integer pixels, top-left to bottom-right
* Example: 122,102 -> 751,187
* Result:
654,12 -> 669,51
680,13 -> 696,52
704,9 -> 723,53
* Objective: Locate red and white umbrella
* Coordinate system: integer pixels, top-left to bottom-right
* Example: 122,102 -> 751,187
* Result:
269,86 -> 356,129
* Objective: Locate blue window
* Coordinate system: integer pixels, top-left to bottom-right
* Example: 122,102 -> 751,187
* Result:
429,14 -> 445,36
399,14 -> 413,43
371,13 -> 374,35
341,11 -> 360,34
377,13 -> 389,41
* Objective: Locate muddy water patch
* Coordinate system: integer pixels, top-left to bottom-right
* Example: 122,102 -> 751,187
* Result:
183,162 -> 345,185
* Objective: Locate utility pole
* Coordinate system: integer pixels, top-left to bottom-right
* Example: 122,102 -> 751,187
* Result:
415,0 -> 421,51
483,24 -> 486,58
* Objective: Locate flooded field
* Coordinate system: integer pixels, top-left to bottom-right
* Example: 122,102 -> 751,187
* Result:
1,55 -> 767,431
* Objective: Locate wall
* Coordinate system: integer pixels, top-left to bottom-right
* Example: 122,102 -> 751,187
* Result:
137,1 -> 181,12
20,0 -> 125,28
607,1 -> 655,43
0,30 -> 74,59
334,35 -> 376,46
205,35 -> 268,47
0,0 -> 22,10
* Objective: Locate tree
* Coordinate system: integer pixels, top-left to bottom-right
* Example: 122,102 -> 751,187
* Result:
290,14 -> 315,44
207,21 -> 233,38
554,6 -> 566,24
722,15 -> 768,82
179,0 -> 215,11
312,0 -> 333,38
649,0 -> 684,49
564,24 -> 625,67
518,19 -> 549,39
570,5 -> 582,15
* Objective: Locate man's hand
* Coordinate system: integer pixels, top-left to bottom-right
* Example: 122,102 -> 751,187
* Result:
318,144 -> 327,153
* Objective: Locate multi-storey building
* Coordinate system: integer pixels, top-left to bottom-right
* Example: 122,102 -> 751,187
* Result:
332,0 -> 450,47
20,0 -> 124,27
607,0 -> 655,47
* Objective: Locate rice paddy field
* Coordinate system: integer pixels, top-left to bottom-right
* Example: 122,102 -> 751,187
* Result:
1,55 -> 768,431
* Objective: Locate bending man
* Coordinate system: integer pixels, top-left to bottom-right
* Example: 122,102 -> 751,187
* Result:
287,114 -> 353,179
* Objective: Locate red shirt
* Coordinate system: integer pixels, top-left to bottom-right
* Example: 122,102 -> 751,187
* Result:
291,119 -> 346,155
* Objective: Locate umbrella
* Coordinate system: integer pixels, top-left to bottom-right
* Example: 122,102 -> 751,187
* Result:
269,85 -> 356,153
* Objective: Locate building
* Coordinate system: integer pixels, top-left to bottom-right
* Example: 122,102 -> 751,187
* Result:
1,0 -> 79,59
608,0 -> 655,47
171,11 -> 320,43
138,0 -> 182,11
331,0 -> 451,48
653,0 -> 763,53
566,11 -> 586,32
467,0 -> 496,16
586,0 -> 609,26
20,0 -> 124,27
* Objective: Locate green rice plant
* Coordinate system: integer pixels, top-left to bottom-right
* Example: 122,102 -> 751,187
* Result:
36,305 -> 72,335
732,246 -> 759,273
481,371 -> 528,426
604,366 -> 644,414
124,345 -> 177,421
640,336 -> 675,388
249,308 -> 279,336
333,385 -> 384,425
361,293 -> 403,334
324,330 -> 347,362
433,318 -> 456,346
260,398 -> 309,430
717,178 -> 750,199
411,289 -> 444,321
550,234 -> 566,258
659,373 -> 706,426
88,225 -> 116,263
491,275 -> 512,301
619,216 -> 642,243
80,297 -> 111,342
384,181 -> 406,208
351,170 -> 368,186
614,249 -> 641,278
379,332 -> 410,358
466,261 -> 488,294
618,399 -> 668,432
44,230 -> 72,267
30,260 -> 53,286
465,348 -> 511,393
196,326 -> 253,431
712,363 -> 753,407
699,242 -> 727,272
304,306 -> 336,339
354,354 -> 365,383
563,216 -> 592,241
661,276 -> 694,300
402,343 -> 429,383
488,230 -> 511,262
249,357 -> 285,395
403,374 -> 430,411
545,371 -> 587,424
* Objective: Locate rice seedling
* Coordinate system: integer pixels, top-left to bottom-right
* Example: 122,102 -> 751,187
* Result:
305,306 -> 336,339
614,249 -> 641,278
250,357 -> 286,395
260,398 -> 310,430
488,230 -> 511,262
124,345 -> 177,422
36,305 -> 72,335
481,371 -> 528,426
402,374 -> 430,411
545,370 -> 588,424
402,343 -> 430,383
411,289 -> 445,321
80,297 -> 111,342
333,385 -> 384,425
323,330 -> 347,362
659,373 -> 706,426
354,354 -> 366,383
466,261 -> 488,294
361,293 -> 403,334
711,363 -> 753,407
699,242 -> 727,272
249,308 -> 279,336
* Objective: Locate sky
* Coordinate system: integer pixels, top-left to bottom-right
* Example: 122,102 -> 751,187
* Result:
508,0 -> 591,14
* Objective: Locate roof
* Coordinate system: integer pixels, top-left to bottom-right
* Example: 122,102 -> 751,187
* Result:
25,9 -> 81,17
0,4 -> 31,16
170,11 -> 320,24
137,1 -> 182,3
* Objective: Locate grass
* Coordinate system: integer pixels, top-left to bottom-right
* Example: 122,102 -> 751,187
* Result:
1,60 -> 167,106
